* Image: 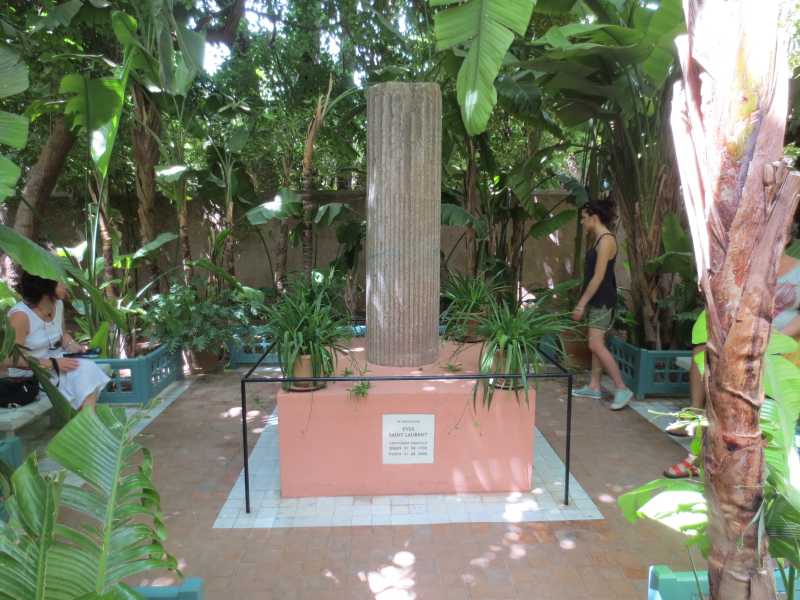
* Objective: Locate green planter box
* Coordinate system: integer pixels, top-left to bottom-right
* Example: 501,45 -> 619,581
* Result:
91,344 -> 183,405
608,336 -> 691,400
135,578 -> 203,600
0,436 -> 23,522
649,565 -> 798,599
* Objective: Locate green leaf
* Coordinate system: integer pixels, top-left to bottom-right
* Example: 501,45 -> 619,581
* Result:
432,0 -> 535,135
0,45 -> 29,99
155,164 -> 189,183
0,154 -> 21,200
131,233 -> 177,261
691,310 -> 707,345
245,189 -> 303,224
768,331 -> 800,356
0,111 -> 28,149
534,0 -> 580,14
786,239 -> 800,260
441,203 -> 475,227
31,0 -> 83,32
175,25 -> 205,75
661,213 -> 691,253
157,25 -> 176,95
60,74 -> 126,179
0,224 -> 67,281
111,11 -> 139,50
314,203 -> 351,226
227,126 -> 250,153
529,210 -> 577,239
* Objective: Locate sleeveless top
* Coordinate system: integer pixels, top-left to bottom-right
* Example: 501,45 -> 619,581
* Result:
583,233 -> 618,309
7,300 -> 64,376
774,262 -> 800,331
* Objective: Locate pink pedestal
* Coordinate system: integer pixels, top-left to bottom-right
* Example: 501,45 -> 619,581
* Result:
278,343 -> 535,497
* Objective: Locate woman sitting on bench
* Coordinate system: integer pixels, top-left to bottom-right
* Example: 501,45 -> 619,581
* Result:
3,271 -> 109,411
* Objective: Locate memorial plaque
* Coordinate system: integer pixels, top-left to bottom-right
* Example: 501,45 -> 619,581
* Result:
382,414 -> 435,464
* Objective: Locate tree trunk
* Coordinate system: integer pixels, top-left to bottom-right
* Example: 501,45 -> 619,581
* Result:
464,136 -> 479,276
132,84 -> 162,285
15,116 -> 76,239
274,220 -> 290,293
670,2 -> 800,598
177,181 -> 193,283
98,205 -> 118,299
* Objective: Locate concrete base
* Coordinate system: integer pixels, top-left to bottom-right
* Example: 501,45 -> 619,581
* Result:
277,342 -> 535,497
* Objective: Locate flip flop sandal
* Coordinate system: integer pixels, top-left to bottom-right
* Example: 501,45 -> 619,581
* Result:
663,457 -> 699,479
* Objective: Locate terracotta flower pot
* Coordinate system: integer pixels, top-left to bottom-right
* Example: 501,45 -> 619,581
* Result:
289,354 -> 326,391
190,348 -> 224,373
560,329 -> 592,371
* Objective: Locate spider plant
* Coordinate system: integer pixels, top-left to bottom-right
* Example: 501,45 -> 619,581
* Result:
441,272 -> 506,342
475,299 -> 573,409
266,273 -> 352,391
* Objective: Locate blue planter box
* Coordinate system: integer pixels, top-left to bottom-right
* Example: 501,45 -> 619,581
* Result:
0,436 -> 23,521
608,336 -> 691,400
91,344 -> 183,405
135,578 -> 203,600
648,565 -> 798,599
227,325 -> 368,367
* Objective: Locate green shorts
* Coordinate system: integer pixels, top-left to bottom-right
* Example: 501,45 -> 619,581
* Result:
586,306 -> 615,331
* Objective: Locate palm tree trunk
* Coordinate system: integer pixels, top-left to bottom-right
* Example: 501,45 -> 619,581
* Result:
177,181 -> 193,283
132,84 -> 162,285
15,116 -> 76,239
671,2 -> 800,598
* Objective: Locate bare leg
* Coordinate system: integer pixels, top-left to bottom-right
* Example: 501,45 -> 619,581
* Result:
588,346 -> 603,390
80,392 -> 98,411
587,327 -> 627,390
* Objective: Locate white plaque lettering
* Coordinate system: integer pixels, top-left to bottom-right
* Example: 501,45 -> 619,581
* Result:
382,414 -> 435,464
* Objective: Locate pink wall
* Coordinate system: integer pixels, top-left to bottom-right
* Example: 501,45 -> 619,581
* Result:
278,343 -> 535,497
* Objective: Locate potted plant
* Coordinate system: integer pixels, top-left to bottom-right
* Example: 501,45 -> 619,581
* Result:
266,274 -> 352,391
441,272 -> 505,343
474,298 -> 573,408
144,283 -> 261,373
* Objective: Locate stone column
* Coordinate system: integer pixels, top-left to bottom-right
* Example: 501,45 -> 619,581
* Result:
366,83 -> 441,366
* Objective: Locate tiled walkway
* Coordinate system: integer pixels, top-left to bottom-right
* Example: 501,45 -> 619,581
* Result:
130,372 -> 699,599
215,422 -> 601,529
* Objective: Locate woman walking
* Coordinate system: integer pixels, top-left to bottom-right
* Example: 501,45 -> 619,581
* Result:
571,199 -> 634,410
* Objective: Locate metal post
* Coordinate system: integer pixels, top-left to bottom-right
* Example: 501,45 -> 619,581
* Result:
564,373 -> 573,506
241,379 -> 251,514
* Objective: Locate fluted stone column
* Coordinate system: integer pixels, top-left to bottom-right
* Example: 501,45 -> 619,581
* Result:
366,83 -> 441,366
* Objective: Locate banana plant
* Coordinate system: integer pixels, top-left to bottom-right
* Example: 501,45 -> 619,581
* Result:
429,0 -> 535,135
0,45 -> 28,201
0,407 -> 178,599
618,313 -> 800,596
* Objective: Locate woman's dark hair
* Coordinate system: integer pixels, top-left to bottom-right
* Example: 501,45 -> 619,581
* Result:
15,270 -> 57,305
584,198 -> 617,228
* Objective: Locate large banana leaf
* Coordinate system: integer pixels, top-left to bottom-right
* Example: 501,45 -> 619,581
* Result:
431,0 -> 535,135
0,225 -> 67,282
60,11 -> 137,180
0,408 -> 176,599
0,45 -> 28,202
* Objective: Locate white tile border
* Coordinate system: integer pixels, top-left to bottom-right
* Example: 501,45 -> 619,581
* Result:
214,409 -> 603,529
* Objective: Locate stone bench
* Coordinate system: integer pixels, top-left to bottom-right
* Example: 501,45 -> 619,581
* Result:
0,397 -> 53,440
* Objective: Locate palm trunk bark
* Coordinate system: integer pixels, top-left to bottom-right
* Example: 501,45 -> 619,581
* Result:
464,136 -> 479,276
98,205 -> 118,299
15,116 -> 76,239
671,2 -> 800,598
177,180 -> 193,283
132,84 -> 162,285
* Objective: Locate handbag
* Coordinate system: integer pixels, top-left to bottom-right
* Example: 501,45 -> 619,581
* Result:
0,377 -> 40,408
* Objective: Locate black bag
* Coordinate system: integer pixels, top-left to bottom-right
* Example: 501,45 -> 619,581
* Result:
0,377 -> 40,408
